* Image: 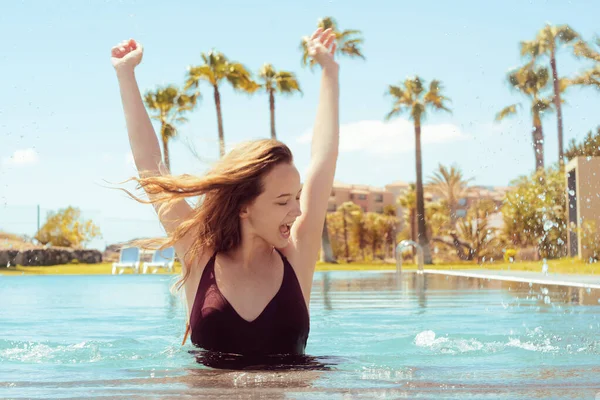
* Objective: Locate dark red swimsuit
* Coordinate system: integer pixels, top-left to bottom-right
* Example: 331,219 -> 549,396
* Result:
188,249 -> 310,356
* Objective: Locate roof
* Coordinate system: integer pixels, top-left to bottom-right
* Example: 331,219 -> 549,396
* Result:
386,180 -> 410,188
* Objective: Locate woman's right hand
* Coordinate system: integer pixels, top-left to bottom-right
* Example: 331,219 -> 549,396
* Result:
111,39 -> 143,72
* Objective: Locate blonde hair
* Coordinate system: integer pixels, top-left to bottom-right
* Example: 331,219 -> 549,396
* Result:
118,139 -> 293,292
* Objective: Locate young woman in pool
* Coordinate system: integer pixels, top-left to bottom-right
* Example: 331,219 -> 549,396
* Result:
110,27 -> 339,356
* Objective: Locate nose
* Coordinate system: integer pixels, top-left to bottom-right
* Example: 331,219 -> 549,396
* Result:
292,202 -> 302,218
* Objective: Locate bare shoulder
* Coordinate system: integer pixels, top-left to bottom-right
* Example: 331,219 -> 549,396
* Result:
181,247 -> 215,317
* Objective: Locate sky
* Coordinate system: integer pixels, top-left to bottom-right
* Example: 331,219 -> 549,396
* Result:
1,0 -> 599,250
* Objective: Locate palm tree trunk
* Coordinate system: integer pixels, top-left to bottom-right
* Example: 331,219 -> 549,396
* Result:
269,90 -> 276,140
550,50 -> 564,166
532,110 -> 545,171
371,239 -> 376,260
161,127 -> 170,172
343,208 -> 349,260
213,85 -> 225,158
414,122 -> 433,264
410,208 -> 417,260
410,209 -> 417,242
320,218 -> 336,263
449,196 -> 457,227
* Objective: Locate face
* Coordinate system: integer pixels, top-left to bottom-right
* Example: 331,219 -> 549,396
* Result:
241,162 -> 303,248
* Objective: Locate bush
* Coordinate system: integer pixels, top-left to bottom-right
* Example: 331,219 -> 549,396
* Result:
35,206 -> 101,248
504,248 -> 517,263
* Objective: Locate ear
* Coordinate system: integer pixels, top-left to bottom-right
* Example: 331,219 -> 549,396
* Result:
239,204 -> 250,219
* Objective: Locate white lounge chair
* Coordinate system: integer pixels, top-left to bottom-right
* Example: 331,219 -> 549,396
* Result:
143,247 -> 175,274
112,246 -> 141,275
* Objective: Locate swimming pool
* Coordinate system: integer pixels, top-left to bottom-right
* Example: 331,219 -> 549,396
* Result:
1,271 -> 599,399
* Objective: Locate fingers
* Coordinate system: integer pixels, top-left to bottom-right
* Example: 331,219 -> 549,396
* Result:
323,31 -> 335,48
330,42 -> 337,56
310,27 -> 324,40
111,45 -> 124,58
111,39 -> 140,58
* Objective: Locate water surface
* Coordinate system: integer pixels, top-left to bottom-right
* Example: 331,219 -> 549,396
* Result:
1,271 -> 599,399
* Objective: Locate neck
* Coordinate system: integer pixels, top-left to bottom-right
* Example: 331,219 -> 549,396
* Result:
226,229 -> 275,271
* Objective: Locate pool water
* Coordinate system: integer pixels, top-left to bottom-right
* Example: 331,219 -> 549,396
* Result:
1,271 -> 599,399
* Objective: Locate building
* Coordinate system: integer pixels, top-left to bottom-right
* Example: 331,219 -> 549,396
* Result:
328,182 -> 395,213
566,156 -> 600,259
329,180 -> 510,230
456,186 -> 506,215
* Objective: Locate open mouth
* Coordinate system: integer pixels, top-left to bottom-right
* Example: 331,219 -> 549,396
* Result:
279,222 -> 292,239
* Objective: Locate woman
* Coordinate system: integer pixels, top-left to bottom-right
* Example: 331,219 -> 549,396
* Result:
110,27 -> 339,357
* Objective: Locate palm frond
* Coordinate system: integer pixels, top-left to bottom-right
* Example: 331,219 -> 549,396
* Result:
185,65 -> 215,90
385,106 -> 404,121
340,43 -> 365,59
520,40 -> 541,58
224,62 -> 254,91
404,76 -> 424,97
162,123 -> 176,140
276,71 -> 302,94
425,80 -> 452,113
573,39 -> 600,62
537,97 -> 554,113
495,104 -> 520,121
336,29 -> 362,38
569,66 -> 600,90
317,16 -> 337,30
387,84 -> 407,100
555,24 -> 579,44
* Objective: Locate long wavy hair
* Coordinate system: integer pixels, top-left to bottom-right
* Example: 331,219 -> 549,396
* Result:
118,139 -> 293,292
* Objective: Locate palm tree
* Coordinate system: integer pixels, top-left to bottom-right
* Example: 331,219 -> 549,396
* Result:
572,37 -> 600,90
336,201 -> 362,261
185,51 -> 257,158
385,77 -> 452,265
520,24 -> 579,165
382,205 -> 398,259
427,164 -> 471,227
300,16 -> 365,68
397,183 -> 417,246
257,64 -> 302,139
143,85 -> 198,172
365,213 -> 385,260
496,64 -> 555,171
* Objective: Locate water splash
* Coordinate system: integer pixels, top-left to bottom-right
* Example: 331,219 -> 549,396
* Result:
412,328 -> 596,355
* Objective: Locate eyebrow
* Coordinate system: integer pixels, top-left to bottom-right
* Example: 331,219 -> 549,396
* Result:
276,189 -> 302,198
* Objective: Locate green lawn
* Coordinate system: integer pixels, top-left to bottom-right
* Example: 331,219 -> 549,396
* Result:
0,258 -> 597,275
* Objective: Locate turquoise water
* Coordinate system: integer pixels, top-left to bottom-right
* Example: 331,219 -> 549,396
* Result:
1,271 -> 599,399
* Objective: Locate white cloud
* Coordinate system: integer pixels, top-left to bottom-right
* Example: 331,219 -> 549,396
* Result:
296,118 -> 470,154
2,148 -> 39,166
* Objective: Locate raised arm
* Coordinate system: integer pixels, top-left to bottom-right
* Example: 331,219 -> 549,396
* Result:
111,39 -> 195,264
290,28 -> 340,269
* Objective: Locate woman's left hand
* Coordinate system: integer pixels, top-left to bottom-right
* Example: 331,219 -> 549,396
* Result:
306,28 -> 338,71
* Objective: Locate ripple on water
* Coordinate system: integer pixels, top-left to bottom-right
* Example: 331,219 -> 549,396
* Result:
413,329 -> 599,355
0,339 -> 186,364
